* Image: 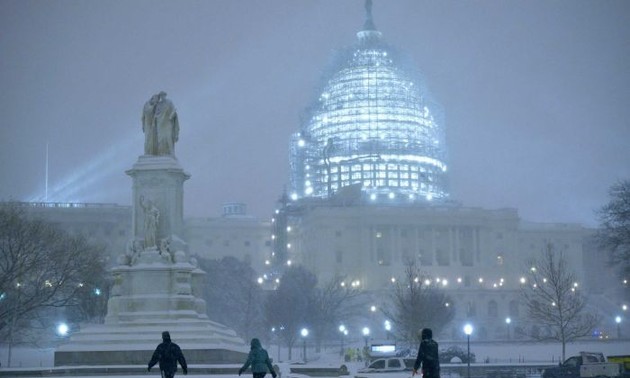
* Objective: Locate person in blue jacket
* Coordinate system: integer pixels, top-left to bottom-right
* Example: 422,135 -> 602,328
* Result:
239,338 -> 277,378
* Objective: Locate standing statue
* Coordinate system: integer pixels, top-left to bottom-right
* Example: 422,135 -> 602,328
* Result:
142,94 -> 159,155
141,91 -> 179,156
155,91 -> 179,156
140,196 -> 160,249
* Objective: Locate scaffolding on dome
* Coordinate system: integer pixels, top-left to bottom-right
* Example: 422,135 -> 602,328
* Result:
289,22 -> 448,205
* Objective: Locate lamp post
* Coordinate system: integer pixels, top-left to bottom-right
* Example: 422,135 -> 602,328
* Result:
615,316 -> 622,338
272,327 -> 281,362
339,325 -> 346,356
464,324 -> 473,378
362,327 -> 370,366
301,328 -> 309,363
384,320 -> 392,340
505,317 -> 511,340
8,282 -> 22,368
370,305 -> 377,330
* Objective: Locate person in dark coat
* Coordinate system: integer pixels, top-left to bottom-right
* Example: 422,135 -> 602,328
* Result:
148,331 -> 188,378
239,338 -> 277,378
413,328 -> 440,378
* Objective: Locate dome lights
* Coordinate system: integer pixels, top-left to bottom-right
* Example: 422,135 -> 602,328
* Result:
289,3 -> 448,203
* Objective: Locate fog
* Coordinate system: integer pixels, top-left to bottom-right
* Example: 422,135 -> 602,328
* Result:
1,1 -> 629,226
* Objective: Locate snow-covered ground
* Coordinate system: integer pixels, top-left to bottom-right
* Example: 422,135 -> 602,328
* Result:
438,340 -> 629,363
1,340 -> 629,376
0,346 -> 54,368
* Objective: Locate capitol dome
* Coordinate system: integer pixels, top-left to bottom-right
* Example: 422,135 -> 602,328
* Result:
289,2 -> 448,204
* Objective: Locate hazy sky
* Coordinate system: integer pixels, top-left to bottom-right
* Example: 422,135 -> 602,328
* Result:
1,1 -> 629,227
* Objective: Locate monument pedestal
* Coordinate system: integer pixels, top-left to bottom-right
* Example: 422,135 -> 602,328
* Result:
55,152 -> 247,366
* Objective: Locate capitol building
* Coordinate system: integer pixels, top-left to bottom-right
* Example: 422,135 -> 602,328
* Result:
7,4 -> 621,342
265,6 -> 612,341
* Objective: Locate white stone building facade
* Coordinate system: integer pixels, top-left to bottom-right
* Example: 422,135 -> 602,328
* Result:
272,202 -> 600,341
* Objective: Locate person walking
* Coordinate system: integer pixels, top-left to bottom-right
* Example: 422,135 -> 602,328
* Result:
412,328 -> 440,378
148,331 -> 188,378
239,338 -> 277,378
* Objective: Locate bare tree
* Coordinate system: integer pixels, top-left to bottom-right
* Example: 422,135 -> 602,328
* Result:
309,275 -> 364,352
597,179 -> 630,285
64,259 -> 110,324
520,244 -> 599,361
382,259 -> 454,346
197,256 -> 266,342
265,266 -> 317,360
0,203 -> 107,365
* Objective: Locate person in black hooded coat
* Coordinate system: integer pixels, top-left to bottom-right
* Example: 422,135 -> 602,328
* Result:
148,331 -> 188,378
239,338 -> 277,378
413,328 -> 440,378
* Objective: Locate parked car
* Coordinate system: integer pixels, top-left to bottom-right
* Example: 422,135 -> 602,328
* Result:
358,357 -> 416,373
606,356 -> 630,378
542,352 -> 626,378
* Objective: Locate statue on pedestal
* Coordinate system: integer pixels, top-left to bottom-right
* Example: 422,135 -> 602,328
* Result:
159,238 -> 173,263
142,91 -> 179,156
54,92 -> 246,369
140,196 -> 160,249
142,94 -> 158,154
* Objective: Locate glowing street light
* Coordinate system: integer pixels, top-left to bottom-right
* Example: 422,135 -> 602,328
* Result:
384,320 -> 392,340
57,322 -> 69,337
615,316 -> 622,338
339,325 -> 347,356
301,328 -> 309,363
505,317 -> 511,340
362,327 -> 370,366
271,326 -> 282,362
464,324 -> 473,378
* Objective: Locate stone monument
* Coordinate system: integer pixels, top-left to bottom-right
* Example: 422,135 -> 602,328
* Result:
54,92 -> 247,366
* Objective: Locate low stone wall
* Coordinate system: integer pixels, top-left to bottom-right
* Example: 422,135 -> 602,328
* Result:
54,347 -> 246,366
0,365 -> 241,377
290,365 -> 350,377
441,363 -> 548,378
354,363 -> 549,378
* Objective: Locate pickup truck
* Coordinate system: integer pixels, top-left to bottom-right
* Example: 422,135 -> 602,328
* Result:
542,352 -> 624,378
608,356 -> 630,378
357,357 -> 416,373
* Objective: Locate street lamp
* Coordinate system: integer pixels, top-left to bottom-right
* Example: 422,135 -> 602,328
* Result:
272,327 -> 282,362
505,317 -> 511,340
57,322 -> 69,337
339,325 -> 347,356
8,282 -> 23,368
464,324 -> 473,378
362,327 -> 370,366
370,305 -> 377,329
384,320 -> 392,340
615,316 -> 622,338
301,328 -> 309,363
